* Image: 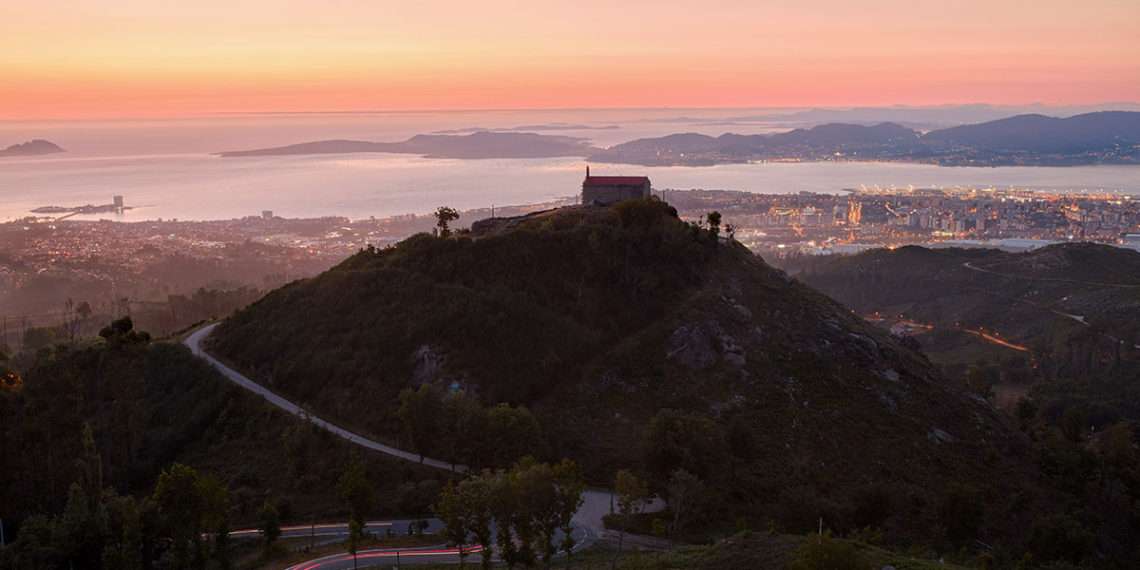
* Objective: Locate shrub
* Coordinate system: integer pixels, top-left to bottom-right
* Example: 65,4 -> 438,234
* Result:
788,533 -> 866,570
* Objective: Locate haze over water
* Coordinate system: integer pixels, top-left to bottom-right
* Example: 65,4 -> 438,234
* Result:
4,109 -> 1140,223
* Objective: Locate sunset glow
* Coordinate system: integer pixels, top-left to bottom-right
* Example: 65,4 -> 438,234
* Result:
2,0 -> 1138,119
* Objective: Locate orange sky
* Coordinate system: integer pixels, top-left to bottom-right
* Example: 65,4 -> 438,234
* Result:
2,0 -> 1138,119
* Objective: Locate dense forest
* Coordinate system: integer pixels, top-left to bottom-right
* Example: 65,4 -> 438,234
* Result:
0,318 -> 447,569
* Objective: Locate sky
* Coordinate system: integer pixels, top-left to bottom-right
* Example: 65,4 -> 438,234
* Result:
2,0 -> 1138,119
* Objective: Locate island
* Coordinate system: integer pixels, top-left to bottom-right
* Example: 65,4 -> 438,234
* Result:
0,139 -> 65,157
217,131 -> 599,159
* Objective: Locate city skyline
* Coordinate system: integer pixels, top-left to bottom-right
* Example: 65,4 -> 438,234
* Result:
3,0 -> 1138,120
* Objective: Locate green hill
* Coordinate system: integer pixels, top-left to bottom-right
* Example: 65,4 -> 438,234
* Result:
792,243 -> 1140,392
209,200 -> 1044,548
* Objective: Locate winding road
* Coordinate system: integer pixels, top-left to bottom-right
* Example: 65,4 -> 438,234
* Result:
962,260 -> 1140,290
184,323 -> 657,568
186,324 -> 460,472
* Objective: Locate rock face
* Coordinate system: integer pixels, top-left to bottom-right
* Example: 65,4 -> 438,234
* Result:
210,201 -> 1038,544
0,139 -> 64,157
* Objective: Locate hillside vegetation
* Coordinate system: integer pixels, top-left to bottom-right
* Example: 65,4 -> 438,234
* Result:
790,244 -> 1140,566
1,318 -> 447,569
793,244 -> 1140,402
211,200 -> 1046,553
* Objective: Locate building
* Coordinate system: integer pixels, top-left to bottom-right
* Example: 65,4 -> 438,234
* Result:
112,195 -> 125,213
581,167 -> 651,205
262,210 -> 274,220
846,198 -> 862,226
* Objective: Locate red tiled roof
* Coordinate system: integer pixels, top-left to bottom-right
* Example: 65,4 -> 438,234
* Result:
583,176 -> 650,186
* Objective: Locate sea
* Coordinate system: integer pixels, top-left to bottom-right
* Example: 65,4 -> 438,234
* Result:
3,109 -> 1139,223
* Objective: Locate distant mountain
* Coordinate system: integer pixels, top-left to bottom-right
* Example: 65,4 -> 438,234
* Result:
433,123 -> 620,134
771,121 -> 919,147
0,139 -> 64,157
921,111 -> 1140,153
218,131 -> 597,158
591,122 -> 921,165
590,111 -> 1140,166
221,111 -> 1140,165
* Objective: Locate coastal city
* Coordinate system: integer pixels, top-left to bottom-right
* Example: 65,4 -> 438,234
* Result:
2,184 -> 1138,346
666,185 -> 1140,256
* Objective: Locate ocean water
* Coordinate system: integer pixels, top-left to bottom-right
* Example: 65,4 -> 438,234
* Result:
2,109 -> 1139,222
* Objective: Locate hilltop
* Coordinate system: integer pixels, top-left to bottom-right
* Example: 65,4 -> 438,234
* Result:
0,139 -> 64,157
209,199 -> 1045,547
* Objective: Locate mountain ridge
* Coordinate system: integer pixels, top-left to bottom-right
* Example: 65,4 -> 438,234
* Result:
591,111 -> 1140,166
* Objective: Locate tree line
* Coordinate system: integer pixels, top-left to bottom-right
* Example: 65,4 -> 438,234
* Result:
433,458 -> 585,570
1,425 -> 234,570
397,384 -> 545,470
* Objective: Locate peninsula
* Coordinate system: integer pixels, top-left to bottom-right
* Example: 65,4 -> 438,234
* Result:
217,131 -> 598,159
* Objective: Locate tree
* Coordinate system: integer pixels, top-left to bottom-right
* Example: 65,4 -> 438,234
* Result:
485,403 -> 544,467
513,459 -> 557,568
398,384 -> 444,462
0,348 -> 19,391
434,206 -> 460,237
197,474 -> 231,568
257,499 -> 281,557
644,409 -> 728,485
489,470 -> 523,569
459,475 -> 495,570
611,470 -> 649,570
337,453 -> 375,567
50,425 -> 110,569
347,518 -> 365,570
706,211 -> 722,241
442,393 -> 487,469
552,459 -> 586,569
435,482 -> 472,569
152,463 -> 207,569
101,496 -> 144,570
666,469 -> 703,535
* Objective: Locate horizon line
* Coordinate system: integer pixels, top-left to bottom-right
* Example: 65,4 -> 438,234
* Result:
4,101 -> 1140,125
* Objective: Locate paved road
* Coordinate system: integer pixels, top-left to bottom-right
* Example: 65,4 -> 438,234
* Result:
185,323 -> 660,568
185,324 -> 462,472
230,520 -> 443,542
285,545 -> 487,570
